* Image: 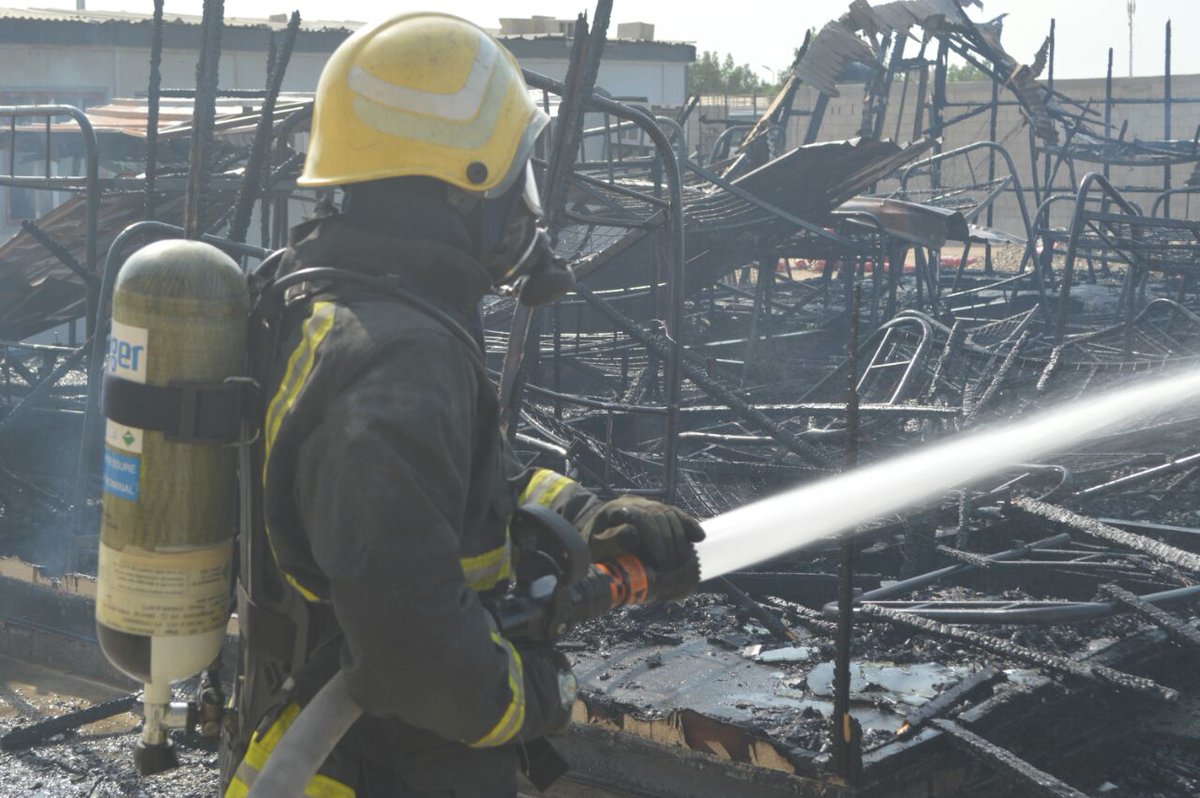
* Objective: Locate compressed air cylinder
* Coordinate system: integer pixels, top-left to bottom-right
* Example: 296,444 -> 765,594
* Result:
96,239 -> 247,694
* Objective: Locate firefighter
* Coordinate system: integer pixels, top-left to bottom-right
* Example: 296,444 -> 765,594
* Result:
223,12 -> 704,797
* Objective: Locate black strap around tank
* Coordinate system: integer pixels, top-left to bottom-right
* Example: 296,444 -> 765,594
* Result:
102,374 -> 257,444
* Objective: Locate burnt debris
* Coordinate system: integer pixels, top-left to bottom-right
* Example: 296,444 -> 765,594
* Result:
2,1 -> 1200,796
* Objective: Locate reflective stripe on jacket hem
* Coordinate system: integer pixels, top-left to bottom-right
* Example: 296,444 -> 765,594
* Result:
467,631 -> 525,748
224,702 -> 356,798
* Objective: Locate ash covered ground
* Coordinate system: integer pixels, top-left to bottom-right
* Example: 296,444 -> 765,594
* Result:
0,657 -> 216,797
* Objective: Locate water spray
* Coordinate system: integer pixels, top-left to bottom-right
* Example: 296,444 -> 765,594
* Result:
696,367 -> 1200,580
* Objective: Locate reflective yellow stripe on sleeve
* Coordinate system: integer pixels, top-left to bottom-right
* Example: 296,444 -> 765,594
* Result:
460,535 -> 512,592
519,468 -> 575,509
467,631 -> 526,748
261,301 -> 338,604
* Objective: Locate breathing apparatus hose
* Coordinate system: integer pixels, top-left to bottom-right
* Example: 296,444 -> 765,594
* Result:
245,671 -> 362,798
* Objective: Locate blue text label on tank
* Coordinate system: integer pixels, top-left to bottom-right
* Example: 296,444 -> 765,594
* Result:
103,448 -> 141,501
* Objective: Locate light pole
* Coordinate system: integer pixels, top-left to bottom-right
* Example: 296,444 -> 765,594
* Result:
1127,0 -> 1136,77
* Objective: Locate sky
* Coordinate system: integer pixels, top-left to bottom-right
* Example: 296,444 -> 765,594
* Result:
27,0 -> 1200,82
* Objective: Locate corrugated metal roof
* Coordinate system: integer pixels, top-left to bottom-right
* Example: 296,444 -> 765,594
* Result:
0,7 -> 363,33
68,96 -> 313,140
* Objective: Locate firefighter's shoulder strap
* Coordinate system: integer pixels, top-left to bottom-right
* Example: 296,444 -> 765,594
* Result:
254,260 -> 487,378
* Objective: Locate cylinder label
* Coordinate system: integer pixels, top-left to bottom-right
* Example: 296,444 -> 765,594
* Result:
96,541 -> 232,636
107,320 -> 148,383
105,419 -> 143,454
103,448 -> 142,502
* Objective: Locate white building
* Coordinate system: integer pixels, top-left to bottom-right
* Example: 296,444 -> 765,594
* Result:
0,9 -> 692,235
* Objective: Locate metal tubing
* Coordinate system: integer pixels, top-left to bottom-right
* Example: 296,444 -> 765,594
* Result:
0,105 -> 99,331
899,140 -> 1036,255
653,115 -> 688,164
1054,173 -> 1142,343
519,69 -> 687,500
832,282 -> 862,781
1075,450 -> 1200,497
499,19 -> 614,435
853,584 -> 1200,625
19,220 -> 98,292
1163,21 -> 1172,215
572,282 -> 827,468
849,533 -> 1069,605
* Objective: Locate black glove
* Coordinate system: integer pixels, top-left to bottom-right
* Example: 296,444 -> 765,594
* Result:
582,495 -> 705,570
517,645 -> 576,740
581,496 -> 705,601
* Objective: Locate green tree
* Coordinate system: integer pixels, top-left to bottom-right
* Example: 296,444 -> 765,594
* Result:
689,50 -> 725,94
688,50 -> 770,95
946,63 -> 986,81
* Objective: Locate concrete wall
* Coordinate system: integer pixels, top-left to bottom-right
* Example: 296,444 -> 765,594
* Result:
519,56 -> 688,106
0,44 -> 329,102
0,39 -> 687,238
687,73 -> 1200,238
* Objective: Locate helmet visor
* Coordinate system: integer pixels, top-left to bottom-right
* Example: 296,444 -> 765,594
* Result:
521,161 -> 544,220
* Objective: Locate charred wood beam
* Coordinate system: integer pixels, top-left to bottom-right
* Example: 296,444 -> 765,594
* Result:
762,596 -> 839,636
714,577 -> 798,643
930,719 -> 1090,798
857,603 -> 1179,702
922,318 -> 964,402
1,694 -> 139,752
1010,497 -> 1200,575
183,0 -> 224,239
935,544 -> 995,569
19,220 -> 98,292
1100,583 -> 1200,651
143,0 -> 164,220
898,665 -> 1004,738
964,330 -> 1030,423
228,10 -> 300,244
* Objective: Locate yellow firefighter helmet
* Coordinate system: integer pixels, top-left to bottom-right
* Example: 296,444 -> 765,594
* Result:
298,12 -> 549,197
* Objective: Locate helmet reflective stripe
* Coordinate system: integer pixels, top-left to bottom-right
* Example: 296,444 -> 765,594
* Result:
350,64 -> 510,150
346,34 -> 499,123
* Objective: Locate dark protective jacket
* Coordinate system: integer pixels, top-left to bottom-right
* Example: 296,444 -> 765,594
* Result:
227,214 -> 600,797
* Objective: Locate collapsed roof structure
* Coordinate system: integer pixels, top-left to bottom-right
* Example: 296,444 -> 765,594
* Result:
2,1 -> 1200,795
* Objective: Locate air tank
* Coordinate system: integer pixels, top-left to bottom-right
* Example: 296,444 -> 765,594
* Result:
96,239 -> 248,772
